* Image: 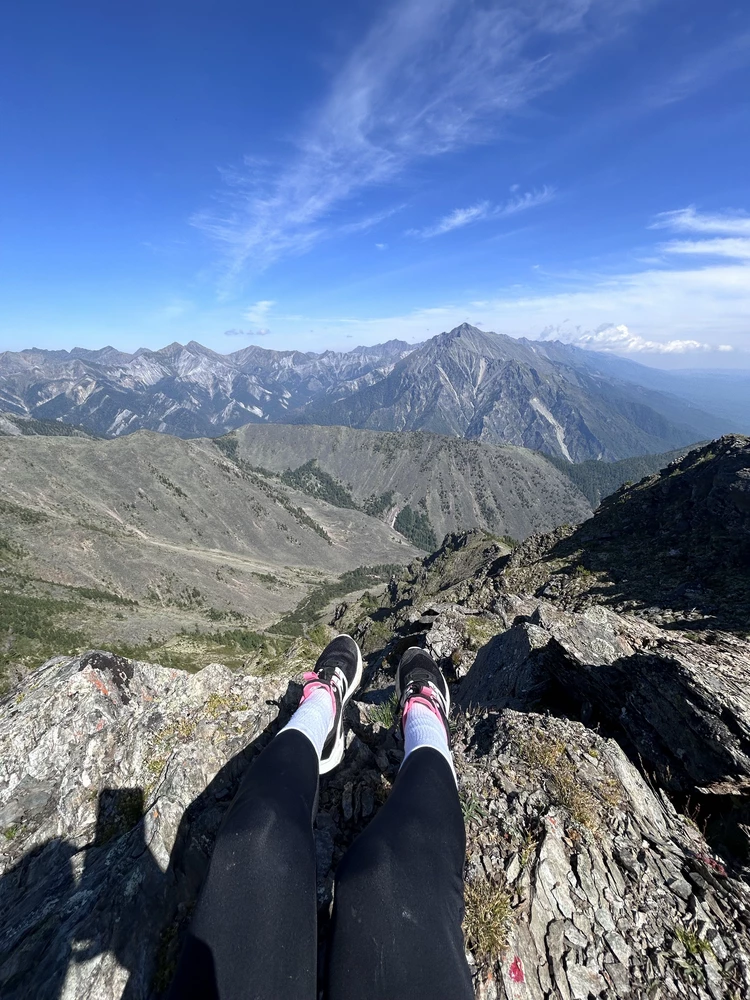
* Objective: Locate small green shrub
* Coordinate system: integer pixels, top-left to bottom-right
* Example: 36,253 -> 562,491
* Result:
461,791 -> 489,826
368,692 -> 400,729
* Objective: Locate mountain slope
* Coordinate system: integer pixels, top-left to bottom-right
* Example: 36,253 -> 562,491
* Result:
544,441 -> 705,507
531,344 -> 750,433
301,325 -> 730,461
0,411 -> 94,438
0,430 -> 418,682
503,434 -> 750,633
230,423 -> 592,543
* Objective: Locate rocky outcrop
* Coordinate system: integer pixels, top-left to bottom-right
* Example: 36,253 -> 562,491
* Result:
460,599 -> 750,856
455,708 -> 750,1000
502,435 -> 750,632
4,624 -> 750,999
0,651 -> 291,999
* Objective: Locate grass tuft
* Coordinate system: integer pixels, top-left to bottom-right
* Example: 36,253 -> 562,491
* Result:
461,790 -> 489,826
368,692 -> 400,729
513,727 -> 599,828
463,876 -> 512,965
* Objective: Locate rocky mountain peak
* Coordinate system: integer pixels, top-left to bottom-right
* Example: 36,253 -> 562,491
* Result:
302,327 -> 730,462
436,322 -> 495,350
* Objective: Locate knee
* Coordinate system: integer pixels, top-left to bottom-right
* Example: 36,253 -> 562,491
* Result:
334,832 -> 399,906
216,795 -> 310,864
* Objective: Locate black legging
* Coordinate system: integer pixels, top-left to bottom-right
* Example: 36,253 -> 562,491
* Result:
167,729 -> 473,1000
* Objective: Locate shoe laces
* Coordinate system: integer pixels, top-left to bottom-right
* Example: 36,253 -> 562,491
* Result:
301,665 -> 345,714
401,678 -> 448,724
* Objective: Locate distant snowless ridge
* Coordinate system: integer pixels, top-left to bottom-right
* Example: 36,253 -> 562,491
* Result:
7,337 -> 422,363
8,325 -> 748,372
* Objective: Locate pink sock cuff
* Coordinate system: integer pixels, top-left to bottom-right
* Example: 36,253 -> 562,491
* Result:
300,672 -> 337,715
402,692 -> 443,726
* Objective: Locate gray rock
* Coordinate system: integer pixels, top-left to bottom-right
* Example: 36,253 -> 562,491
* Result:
667,877 -> 693,902
4,599 -> 750,1000
0,651 -> 290,1000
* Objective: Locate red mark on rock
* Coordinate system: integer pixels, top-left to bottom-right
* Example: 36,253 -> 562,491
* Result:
509,956 -> 525,983
85,669 -> 110,698
96,719 -> 104,731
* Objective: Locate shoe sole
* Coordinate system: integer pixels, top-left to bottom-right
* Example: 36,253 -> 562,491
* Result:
319,636 -> 363,774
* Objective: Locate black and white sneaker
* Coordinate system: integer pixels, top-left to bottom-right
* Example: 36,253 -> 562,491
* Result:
395,646 -> 451,742
301,634 -> 363,774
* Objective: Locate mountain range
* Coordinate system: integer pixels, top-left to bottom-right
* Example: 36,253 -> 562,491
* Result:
2,325 -> 745,461
0,338 -> 416,439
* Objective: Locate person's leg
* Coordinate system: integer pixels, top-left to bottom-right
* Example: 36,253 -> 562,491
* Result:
326,649 -> 473,1000
168,635 -> 363,1000
167,729 -> 319,1000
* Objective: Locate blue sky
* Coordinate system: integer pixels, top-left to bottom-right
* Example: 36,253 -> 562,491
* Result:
1,0 -> 748,366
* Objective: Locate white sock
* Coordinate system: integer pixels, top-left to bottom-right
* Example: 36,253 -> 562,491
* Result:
402,702 -> 456,783
281,686 -> 335,759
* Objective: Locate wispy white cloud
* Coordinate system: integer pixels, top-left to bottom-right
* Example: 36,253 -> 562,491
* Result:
502,187 -> 557,216
651,207 -> 750,265
195,0 -> 644,277
660,237 -> 750,260
410,186 -> 555,238
650,206 -> 750,236
338,206 -> 404,236
643,32 -> 750,109
244,300 -> 275,324
409,202 -> 491,238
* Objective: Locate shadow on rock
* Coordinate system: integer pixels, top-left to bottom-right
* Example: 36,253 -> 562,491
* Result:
0,685 -> 298,1000
458,611 -> 750,870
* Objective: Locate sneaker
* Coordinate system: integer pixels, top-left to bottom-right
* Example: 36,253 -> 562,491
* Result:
300,634 -> 363,774
395,646 -> 451,742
